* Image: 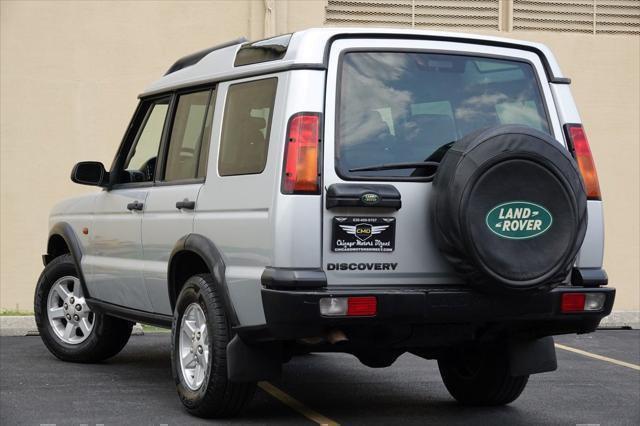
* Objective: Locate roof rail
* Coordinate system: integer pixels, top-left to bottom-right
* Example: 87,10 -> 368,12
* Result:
164,37 -> 248,76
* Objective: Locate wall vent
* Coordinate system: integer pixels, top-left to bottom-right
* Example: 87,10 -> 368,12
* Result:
325,0 -> 640,35
513,0 -> 640,35
325,0 -> 501,30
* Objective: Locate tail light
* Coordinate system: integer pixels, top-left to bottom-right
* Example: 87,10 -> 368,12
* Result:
319,296 -> 377,317
282,112 -> 321,194
561,292 -> 606,313
564,124 -> 601,200
347,297 -> 378,316
560,292 -> 586,312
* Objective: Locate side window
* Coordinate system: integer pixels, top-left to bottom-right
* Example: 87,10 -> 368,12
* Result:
218,78 -> 277,176
163,89 -> 215,181
123,97 -> 170,183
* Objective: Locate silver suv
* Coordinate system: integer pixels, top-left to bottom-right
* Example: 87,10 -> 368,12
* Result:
35,28 -> 614,418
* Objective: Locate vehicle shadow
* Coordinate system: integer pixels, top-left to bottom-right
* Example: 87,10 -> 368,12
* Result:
271,352 -> 559,425
14,334 -> 632,425
103,341 -> 560,425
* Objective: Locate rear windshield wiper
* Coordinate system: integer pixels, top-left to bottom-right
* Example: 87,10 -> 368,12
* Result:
348,161 -> 440,173
347,141 -> 456,174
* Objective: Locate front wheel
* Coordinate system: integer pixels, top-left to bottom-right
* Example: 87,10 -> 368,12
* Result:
34,254 -> 133,363
438,344 -> 529,406
171,274 -> 255,418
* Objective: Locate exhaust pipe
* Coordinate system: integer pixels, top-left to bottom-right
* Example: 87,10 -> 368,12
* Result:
327,329 -> 348,344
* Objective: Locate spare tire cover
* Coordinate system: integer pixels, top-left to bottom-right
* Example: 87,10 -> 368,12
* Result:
431,125 -> 587,292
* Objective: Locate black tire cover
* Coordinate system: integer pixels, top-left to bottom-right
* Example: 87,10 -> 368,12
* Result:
431,125 -> 587,292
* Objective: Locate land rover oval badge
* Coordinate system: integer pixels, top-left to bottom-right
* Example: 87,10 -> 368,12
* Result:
486,201 -> 552,240
361,193 -> 380,205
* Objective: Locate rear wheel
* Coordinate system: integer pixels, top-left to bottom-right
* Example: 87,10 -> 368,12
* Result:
34,254 -> 133,362
171,274 -> 255,418
438,344 -> 529,406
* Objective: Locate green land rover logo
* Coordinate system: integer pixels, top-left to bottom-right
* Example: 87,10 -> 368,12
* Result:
486,201 -> 552,240
361,193 -> 380,205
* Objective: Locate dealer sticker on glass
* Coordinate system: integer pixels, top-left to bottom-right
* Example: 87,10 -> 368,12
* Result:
332,217 -> 396,252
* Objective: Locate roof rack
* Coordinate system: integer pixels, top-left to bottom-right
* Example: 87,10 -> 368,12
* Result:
164,37 -> 248,76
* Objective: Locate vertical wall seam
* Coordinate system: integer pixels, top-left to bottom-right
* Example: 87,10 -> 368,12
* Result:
593,0 -> 597,35
411,0 -> 415,28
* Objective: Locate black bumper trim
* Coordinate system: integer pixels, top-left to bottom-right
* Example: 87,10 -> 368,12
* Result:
572,267 -> 608,287
261,286 -> 615,340
261,267 -> 327,290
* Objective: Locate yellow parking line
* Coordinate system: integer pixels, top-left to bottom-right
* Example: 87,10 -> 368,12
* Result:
555,343 -> 640,371
258,381 -> 340,426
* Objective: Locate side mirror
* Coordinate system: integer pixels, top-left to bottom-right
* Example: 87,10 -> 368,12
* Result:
71,161 -> 108,187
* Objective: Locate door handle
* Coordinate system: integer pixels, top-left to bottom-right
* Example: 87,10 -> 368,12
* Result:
175,200 -> 196,210
126,201 -> 144,211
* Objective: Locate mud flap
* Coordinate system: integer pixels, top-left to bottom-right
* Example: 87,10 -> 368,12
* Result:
227,335 -> 282,382
509,336 -> 557,376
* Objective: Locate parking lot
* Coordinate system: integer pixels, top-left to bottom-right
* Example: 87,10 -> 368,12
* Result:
1,330 -> 638,425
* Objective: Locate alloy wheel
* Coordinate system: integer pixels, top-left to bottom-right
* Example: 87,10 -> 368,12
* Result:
179,303 -> 211,390
46,276 -> 94,344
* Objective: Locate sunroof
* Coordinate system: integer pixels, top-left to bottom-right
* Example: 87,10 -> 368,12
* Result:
234,34 -> 292,67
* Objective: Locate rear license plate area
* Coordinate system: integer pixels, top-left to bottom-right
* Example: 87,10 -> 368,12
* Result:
332,217 -> 396,252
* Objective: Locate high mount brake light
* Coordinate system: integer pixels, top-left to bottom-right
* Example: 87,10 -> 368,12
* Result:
282,113 -> 321,194
565,124 -> 601,200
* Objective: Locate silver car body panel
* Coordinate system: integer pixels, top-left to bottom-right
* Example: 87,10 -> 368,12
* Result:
194,72 -> 290,326
142,183 -> 202,315
550,83 -> 605,268
270,70 -> 325,270
83,187 -> 154,311
48,193 -> 96,258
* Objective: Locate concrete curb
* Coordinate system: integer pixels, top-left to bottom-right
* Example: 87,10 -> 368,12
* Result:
1,312 -> 637,336
598,311 -> 639,329
0,316 -> 145,337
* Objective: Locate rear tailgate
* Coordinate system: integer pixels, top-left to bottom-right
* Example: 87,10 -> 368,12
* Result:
321,37 -> 565,287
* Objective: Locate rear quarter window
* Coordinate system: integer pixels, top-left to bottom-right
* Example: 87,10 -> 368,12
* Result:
336,51 -> 551,179
218,78 -> 277,176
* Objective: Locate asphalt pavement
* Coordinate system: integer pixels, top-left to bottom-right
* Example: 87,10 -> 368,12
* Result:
1,330 -> 638,425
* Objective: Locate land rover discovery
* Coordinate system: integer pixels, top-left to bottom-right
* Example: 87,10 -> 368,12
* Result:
35,28 -> 614,418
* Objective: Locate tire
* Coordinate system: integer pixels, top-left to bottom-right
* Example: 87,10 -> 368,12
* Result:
34,254 -> 133,363
431,125 -> 587,293
438,344 -> 529,406
171,274 -> 255,418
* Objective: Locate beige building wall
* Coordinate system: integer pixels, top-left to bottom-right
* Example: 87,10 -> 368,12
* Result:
1,1 -> 638,319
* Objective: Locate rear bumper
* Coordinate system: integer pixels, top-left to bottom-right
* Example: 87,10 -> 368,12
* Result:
260,285 -> 615,342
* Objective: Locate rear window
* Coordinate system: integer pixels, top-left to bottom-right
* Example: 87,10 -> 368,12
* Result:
336,51 -> 551,179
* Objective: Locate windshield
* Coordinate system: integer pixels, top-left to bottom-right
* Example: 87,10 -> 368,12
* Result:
336,51 -> 551,179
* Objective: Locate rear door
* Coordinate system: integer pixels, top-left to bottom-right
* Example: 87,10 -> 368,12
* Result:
141,87 -> 216,314
322,38 -> 563,287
